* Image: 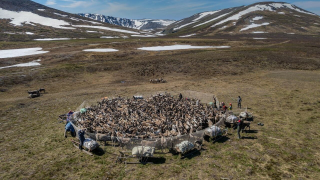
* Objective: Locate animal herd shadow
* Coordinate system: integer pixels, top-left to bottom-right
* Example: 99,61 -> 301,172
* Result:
142,157 -> 166,164
180,150 -> 201,160
214,136 -> 230,143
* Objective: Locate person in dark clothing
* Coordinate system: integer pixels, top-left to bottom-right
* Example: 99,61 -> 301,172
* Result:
179,93 -> 183,101
237,96 -> 242,109
66,111 -> 73,123
78,129 -> 86,150
237,118 -> 243,139
222,104 -> 227,113
213,96 -> 217,108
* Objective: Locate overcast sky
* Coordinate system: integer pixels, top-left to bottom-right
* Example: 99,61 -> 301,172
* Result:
33,0 -> 320,20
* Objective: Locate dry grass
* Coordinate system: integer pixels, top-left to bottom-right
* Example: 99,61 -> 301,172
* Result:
0,36 -> 320,179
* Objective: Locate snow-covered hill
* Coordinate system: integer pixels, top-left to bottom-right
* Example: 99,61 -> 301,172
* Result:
163,2 -> 320,37
78,13 -> 175,30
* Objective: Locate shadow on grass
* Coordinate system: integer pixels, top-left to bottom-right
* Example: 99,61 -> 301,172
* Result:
144,157 -> 166,164
181,150 -> 201,160
241,136 -> 257,140
204,135 -> 230,143
244,130 -> 258,133
214,136 -> 230,143
92,147 -> 105,156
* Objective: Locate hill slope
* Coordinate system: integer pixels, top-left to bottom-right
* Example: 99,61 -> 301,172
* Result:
0,0 -> 141,41
163,2 -> 320,37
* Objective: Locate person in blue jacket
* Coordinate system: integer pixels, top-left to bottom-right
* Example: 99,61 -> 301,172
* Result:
64,122 -> 75,138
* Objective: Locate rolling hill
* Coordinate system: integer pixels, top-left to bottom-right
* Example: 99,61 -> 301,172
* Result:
163,2 -> 320,37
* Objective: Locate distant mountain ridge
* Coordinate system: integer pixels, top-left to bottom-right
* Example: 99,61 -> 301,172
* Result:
78,13 -> 175,30
0,0 -> 142,41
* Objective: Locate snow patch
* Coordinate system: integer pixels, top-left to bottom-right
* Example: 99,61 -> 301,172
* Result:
0,59 -> 41,69
151,19 -> 175,26
179,34 -> 197,37
34,38 -> 71,41
4,32 -> 16,34
252,31 -> 267,33
0,8 -> 74,29
38,9 -> 45,11
219,26 -> 228,30
137,45 -> 230,51
26,32 -> 34,35
131,34 -> 157,37
83,49 -> 118,52
252,16 -> 264,21
278,12 -> 285,14
174,10 -> 220,30
240,22 -> 270,31
70,17 -> 102,25
194,12 -> 232,28
73,25 -> 140,34
54,13 -> 68,17
100,36 -> 120,39
0,48 -> 48,59
86,30 -> 98,33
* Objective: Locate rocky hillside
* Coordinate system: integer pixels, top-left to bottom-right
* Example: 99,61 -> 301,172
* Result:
163,2 -> 320,37
78,13 -> 175,30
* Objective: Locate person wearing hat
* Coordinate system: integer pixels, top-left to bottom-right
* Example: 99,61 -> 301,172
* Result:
237,117 -> 243,139
229,103 -> 232,110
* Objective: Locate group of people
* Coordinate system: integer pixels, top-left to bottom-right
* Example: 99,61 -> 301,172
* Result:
216,96 -> 242,113
215,96 -> 244,139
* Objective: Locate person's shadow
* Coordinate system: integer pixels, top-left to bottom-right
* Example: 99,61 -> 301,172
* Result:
241,136 -> 257,139
243,130 -> 258,133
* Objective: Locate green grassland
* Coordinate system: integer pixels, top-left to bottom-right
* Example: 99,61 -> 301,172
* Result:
0,35 -> 320,179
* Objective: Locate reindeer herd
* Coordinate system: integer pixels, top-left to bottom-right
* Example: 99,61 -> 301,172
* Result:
75,93 -> 226,140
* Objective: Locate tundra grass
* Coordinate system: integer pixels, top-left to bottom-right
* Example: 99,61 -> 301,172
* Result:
0,37 -> 320,179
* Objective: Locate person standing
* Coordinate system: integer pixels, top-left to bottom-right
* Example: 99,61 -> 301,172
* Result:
213,96 -> 217,108
237,96 -> 242,109
78,129 -> 86,150
237,118 -> 243,139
